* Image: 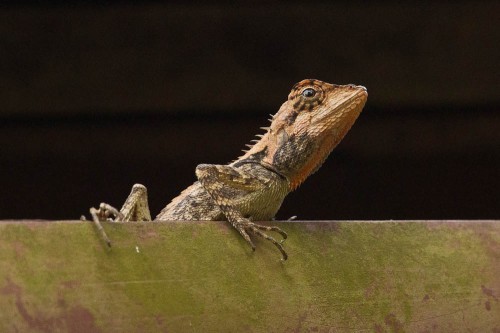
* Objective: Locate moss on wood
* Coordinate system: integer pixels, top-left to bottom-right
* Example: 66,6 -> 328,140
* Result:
0,220 -> 498,332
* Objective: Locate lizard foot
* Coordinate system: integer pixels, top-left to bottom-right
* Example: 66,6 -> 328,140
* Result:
234,220 -> 288,261
89,202 -> 123,248
90,202 -> 124,222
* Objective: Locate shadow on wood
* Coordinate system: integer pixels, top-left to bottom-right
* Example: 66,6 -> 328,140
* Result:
0,220 -> 498,332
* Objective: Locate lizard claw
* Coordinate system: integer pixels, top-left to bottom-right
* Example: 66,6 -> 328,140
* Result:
89,202 -> 122,248
251,223 -> 288,241
235,220 -> 288,261
97,202 -> 124,221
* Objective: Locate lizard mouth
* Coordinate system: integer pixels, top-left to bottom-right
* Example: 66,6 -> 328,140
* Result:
312,85 -> 368,125
333,85 -> 368,110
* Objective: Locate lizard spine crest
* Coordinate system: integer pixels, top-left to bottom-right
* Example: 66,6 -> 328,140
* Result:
235,79 -> 367,190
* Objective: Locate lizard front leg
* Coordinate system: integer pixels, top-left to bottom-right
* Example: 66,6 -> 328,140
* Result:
195,164 -> 288,260
90,184 -> 152,246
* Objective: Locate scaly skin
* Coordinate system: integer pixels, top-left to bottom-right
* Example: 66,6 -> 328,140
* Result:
90,79 -> 368,260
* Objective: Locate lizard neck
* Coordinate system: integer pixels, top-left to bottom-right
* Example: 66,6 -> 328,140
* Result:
236,79 -> 367,191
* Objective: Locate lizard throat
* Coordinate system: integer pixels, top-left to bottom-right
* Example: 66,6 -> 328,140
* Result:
281,96 -> 365,190
235,81 -> 367,192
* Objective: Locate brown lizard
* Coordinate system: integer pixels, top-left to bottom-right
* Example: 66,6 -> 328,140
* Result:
90,79 -> 367,260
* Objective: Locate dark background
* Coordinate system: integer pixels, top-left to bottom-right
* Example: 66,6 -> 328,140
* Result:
0,1 -> 498,220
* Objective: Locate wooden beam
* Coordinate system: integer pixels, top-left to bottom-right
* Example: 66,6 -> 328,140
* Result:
0,220 -> 498,332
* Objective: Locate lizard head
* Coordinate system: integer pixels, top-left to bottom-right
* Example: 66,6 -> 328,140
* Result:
239,79 -> 367,190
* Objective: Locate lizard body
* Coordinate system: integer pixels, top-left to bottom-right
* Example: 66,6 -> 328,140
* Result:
91,79 -> 367,260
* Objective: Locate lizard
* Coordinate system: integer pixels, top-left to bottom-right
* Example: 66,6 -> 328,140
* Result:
90,79 -> 368,261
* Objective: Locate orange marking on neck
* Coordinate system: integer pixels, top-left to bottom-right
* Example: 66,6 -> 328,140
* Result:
289,136 -> 334,190
289,112 -> 360,190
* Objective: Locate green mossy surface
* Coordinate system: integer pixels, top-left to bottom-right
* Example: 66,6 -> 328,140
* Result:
0,220 -> 498,332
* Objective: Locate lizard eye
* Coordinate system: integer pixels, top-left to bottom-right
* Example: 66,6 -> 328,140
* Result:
301,88 -> 316,98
